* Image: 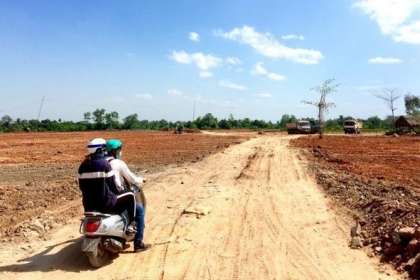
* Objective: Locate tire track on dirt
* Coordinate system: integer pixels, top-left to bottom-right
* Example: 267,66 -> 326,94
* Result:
144,139 -> 270,280
137,147 -> 252,279
270,139 -> 348,279
234,137 -> 330,279
144,135 -> 399,280
129,167 -> 225,279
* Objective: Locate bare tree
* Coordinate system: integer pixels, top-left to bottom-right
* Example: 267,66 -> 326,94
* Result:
370,88 -> 402,132
302,78 -> 339,139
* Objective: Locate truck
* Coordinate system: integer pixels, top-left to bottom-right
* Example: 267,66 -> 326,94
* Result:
286,120 -> 311,134
343,119 -> 363,134
309,120 -> 321,134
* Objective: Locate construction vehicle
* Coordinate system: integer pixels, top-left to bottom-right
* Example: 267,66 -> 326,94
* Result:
309,120 -> 321,134
286,120 -> 311,134
343,119 -> 363,134
174,123 -> 184,134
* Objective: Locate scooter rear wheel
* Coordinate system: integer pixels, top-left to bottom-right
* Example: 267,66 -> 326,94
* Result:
87,241 -> 110,268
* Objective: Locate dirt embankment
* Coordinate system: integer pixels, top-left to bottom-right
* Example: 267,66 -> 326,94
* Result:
290,134 -> 420,278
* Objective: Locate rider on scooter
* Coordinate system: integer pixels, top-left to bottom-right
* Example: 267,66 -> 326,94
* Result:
105,139 -> 151,253
78,138 -> 137,235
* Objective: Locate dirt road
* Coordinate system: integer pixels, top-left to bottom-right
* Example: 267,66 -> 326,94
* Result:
0,134 -> 400,279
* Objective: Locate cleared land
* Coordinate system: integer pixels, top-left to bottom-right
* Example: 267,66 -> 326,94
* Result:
0,131 -> 415,279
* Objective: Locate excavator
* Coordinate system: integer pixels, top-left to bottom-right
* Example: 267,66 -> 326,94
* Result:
174,123 -> 184,134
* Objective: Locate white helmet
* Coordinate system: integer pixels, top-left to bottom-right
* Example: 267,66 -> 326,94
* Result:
87,138 -> 106,154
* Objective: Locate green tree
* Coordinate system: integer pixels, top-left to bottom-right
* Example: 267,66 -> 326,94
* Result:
383,115 -> 395,130
252,119 -> 268,129
139,120 -> 149,129
279,114 -> 297,128
324,119 -> 341,131
92,108 -> 106,130
219,119 -> 232,129
201,113 -> 218,129
404,93 -> 420,115
83,112 -> 92,123
228,114 -> 237,128
158,119 -> 168,129
149,120 -> 159,130
123,114 -> 140,129
364,116 -> 383,129
0,115 -> 13,131
239,118 -> 250,129
105,111 -> 120,129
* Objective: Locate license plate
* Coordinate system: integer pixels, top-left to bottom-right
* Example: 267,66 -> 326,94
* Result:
81,238 -> 100,252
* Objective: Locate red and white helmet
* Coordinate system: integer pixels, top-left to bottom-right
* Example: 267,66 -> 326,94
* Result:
87,138 -> 106,154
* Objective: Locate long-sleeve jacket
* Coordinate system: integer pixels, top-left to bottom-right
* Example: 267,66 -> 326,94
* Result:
105,156 -> 143,189
78,154 -> 120,212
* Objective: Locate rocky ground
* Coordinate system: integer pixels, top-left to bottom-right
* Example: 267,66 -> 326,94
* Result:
290,133 -> 420,279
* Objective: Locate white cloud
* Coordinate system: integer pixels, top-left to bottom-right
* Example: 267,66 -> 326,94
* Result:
170,51 -> 222,70
226,57 -> 243,64
215,25 -> 323,64
250,62 -> 286,81
135,93 -> 153,100
251,62 -> 268,75
394,21 -> 420,43
282,34 -> 305,40
168,89 -> 182,96
267,73 -> 286,81
256,92 -> 274,98
353,0 -> 420,44
199,71 -> 213,78
368,57 -> 403,63
189,32 -> 199,41
219,80 -> 247,90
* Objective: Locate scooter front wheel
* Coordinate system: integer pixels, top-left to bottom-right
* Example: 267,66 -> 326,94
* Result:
87,241 -> 110,268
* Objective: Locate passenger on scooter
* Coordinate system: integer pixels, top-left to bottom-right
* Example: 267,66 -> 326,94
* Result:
78,138 -> 137,236
105,139 -> 152,253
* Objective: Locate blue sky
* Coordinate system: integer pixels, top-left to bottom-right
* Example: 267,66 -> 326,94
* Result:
1,0 -> 420,123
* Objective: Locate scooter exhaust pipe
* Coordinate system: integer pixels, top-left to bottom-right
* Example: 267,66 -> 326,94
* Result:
103,238 -> 123,253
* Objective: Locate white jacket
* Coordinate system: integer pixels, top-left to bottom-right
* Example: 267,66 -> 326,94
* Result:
106,156 -> 144,191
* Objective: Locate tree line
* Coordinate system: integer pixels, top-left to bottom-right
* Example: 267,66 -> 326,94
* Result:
1,80 -> 419,133
0,110 -> 400,133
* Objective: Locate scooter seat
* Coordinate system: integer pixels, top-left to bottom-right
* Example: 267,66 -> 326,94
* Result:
84,212 -> 112,217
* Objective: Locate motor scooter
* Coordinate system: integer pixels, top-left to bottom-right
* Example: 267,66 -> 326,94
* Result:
79,184 -> 146,268
79,211 -> 134,268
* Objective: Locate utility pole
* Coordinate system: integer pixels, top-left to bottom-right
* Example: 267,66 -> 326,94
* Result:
35,95 -> 44,132
192,101 -> 195,121
37,95 -> 44,122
